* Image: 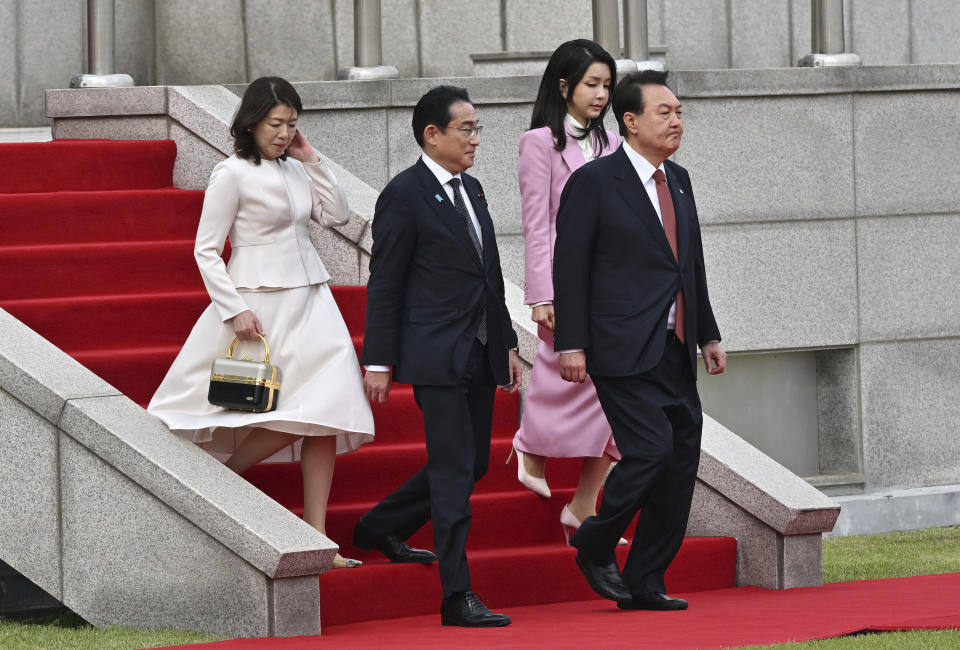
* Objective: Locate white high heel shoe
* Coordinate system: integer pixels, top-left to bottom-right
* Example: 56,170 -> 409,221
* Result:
506,445 -> 551,498
560,504 -> 629,547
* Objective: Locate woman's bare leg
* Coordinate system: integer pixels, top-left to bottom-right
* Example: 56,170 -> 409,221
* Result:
523,451 -> 547,479
224,428 -> 300,475
300,435 -> 359,568
300,435 -> 336,533
567,454 -> 616,523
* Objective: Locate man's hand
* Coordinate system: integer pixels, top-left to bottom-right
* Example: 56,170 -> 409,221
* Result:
500,349 -> 523,392
364,370 -> 391,403
559,351 -> 587,383
701,341 -> 726,375
531,304 -> 555,330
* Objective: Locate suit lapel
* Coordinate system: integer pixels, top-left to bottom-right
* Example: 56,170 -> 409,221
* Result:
612,147 -> 675,261
560,124 -> 588,174
414,159 -> 483,269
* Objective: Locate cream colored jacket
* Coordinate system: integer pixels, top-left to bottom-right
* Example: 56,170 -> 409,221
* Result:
194,153 -> 350,321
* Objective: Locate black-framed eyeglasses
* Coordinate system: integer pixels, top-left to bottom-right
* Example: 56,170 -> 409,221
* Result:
446,124 -> 483,138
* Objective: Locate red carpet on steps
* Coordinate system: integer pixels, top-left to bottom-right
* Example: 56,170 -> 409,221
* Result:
1,138 -> 737,628
166,573 -> 960,649
0,139 -> 176,193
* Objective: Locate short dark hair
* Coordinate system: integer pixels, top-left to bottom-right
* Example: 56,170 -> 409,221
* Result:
230,76 -> 303,164
529,39 -> 616,156
613,70 -> 671,137
412,85 -> 472,147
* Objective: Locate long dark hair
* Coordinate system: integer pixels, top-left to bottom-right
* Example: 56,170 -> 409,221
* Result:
529,39 -> 616,156
230,76 -> 303,164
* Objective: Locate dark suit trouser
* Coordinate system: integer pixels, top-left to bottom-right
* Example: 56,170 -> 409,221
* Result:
571,335 -> 702,596
356,341 -> 496,598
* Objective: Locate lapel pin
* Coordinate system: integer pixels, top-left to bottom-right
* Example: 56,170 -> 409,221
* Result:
477,191 -> 484,199
679,188 -> 684,194
434,193 -> 443,203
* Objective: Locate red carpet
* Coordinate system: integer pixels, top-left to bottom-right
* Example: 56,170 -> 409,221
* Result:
0,139 -> 176,193
0,139 -> 737,627
165,573 -> 960,649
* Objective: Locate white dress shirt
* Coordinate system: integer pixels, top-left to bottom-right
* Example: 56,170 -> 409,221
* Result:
565,113 -> 598,163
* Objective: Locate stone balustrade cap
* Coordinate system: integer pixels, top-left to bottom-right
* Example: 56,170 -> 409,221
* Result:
0,308 -> 335,578
699,414 -> 840,535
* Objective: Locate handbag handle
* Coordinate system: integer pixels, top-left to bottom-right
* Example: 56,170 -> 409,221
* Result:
226,334 -> 271,364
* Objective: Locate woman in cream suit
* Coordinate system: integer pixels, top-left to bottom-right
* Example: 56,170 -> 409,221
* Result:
510,41 -> 626,545
149,77 -> 374,569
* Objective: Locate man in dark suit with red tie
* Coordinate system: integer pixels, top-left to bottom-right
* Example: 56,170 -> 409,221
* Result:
355,85 -> 523,627
553,70 -> 726,611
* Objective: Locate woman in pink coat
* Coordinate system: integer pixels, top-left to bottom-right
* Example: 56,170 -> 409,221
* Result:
509,40 -> 625,544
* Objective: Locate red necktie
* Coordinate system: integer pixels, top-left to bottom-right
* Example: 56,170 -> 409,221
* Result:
652,169 -> 685,343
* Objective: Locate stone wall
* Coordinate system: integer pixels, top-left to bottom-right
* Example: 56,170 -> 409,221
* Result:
7,0 -> 960,125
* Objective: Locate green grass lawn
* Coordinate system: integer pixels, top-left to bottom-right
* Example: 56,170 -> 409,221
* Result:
0,612 -> 219,649
751,629 -> 960,649
3,526 -> 960,649
822,525 -> 960,583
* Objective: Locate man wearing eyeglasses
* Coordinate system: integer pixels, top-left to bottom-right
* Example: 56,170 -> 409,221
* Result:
355,85 -> 522,627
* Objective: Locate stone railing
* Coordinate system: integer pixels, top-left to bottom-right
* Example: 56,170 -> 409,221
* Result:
0,308 -> 335,637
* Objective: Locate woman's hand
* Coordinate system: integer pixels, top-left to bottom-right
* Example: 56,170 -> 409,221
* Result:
531,303 -> 555,330
285,129 -> 320,164
232,310 -> 264,341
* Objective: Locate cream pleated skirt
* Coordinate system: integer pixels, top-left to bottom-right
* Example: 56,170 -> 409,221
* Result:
148,283 -> 374,456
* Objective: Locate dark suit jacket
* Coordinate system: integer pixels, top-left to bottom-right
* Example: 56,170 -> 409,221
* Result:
553,146 -> 721,377
361,158 -> 518,386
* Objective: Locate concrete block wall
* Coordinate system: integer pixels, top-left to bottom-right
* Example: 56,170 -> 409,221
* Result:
667,66 -> 960,491
9,0 -> 960,126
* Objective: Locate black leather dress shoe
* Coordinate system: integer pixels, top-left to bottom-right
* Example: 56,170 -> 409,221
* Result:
352,529 -> 437,564
617,593 -> 689,611
575,552 -> 631,602
440,591 -> 511,627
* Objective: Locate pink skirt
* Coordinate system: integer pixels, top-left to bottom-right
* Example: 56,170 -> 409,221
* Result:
513,326 -> 619,460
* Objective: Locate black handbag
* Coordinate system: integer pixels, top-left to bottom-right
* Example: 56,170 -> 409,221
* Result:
208,334 -> 281,412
